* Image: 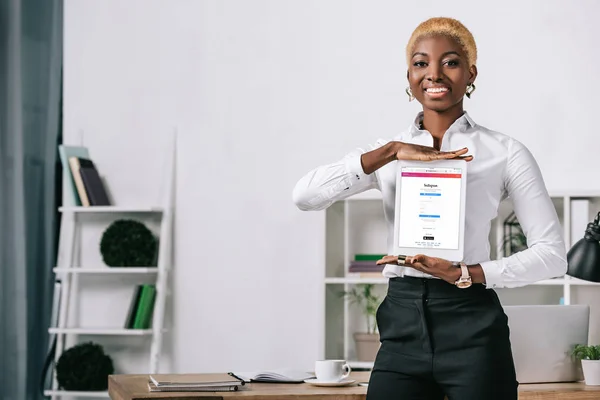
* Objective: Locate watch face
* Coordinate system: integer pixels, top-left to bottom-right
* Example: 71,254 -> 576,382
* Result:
456,280 -> 472,289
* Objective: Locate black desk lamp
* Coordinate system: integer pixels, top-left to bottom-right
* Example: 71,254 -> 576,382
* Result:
567,212 -> 600,282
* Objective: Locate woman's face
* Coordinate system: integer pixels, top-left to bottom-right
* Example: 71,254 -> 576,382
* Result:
407,35 -> 477,113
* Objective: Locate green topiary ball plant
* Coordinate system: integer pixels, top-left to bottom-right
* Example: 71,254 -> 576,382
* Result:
55,342 -> 114,391
100,219 -> 158,267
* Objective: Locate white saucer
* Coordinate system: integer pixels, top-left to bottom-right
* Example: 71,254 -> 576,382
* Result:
303,378 -> 356,387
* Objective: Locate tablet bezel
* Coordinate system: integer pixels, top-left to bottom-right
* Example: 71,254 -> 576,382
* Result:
392,159 -> 467,262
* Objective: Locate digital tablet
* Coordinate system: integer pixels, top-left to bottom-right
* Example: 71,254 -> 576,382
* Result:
392,159 -> 467,262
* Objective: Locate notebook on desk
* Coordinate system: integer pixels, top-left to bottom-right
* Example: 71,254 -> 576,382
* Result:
148,380 -> 240,392
148,373 -> 244,392
230,369 -> 315,383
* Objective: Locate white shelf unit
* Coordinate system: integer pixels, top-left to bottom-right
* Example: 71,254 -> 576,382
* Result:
48,328 -> 154,335
52,267 -> 159,274
322,189 -> 600,368
47,135 -> 176,400
58,206 -> 164,213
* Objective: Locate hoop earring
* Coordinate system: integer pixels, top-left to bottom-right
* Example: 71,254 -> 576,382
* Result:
466,83 -> 476,99
405,87 -> 415,102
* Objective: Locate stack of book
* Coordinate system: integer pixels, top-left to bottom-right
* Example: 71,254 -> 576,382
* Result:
348,254 -> 386,277
58,145 -> 111,206
148,374 -> 245,392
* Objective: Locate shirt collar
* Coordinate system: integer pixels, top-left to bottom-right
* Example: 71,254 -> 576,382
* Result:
408,111 -> 476,137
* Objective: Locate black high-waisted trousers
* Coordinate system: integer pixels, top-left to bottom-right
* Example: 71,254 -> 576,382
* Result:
366,276 -> 518,400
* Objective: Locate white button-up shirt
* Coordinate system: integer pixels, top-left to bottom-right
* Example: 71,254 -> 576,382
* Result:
293,112 -> 567,289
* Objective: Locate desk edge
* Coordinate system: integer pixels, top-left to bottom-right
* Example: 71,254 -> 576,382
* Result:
108,375 -> 131,400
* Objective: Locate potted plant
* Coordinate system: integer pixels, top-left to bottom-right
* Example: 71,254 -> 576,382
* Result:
340,284 -> 383,362
572,344 -> 600,385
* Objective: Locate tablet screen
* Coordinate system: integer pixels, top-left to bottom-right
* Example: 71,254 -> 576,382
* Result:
398,166 -> 463,250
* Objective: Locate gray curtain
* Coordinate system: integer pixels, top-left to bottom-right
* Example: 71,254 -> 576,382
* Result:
0,0 -> 63,399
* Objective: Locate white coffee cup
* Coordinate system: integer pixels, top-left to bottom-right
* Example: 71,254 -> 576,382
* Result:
314,359 -> 352,382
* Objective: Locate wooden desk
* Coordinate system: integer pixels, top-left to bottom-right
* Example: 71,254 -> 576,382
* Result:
109,371 -> 600,400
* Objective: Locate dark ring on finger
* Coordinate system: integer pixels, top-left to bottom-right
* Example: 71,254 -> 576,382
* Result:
397,255 -> 407,265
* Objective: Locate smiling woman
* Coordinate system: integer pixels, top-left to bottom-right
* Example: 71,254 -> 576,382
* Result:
405,18 -> 478,149
293,16 -> 566,400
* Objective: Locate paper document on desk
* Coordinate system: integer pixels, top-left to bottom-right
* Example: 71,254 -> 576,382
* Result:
148,373 -> 244,392
148,380 -> 240,392
232,369 -> 315,383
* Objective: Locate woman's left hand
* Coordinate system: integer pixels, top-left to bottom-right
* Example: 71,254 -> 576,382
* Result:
376,254 -> 461,284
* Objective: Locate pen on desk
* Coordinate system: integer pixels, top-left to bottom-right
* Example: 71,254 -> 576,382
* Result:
227,372 -> 246,385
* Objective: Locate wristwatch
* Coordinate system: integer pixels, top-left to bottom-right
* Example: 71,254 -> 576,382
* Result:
453,261 -> 472,289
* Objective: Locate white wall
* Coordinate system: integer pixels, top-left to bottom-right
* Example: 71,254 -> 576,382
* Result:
63,0 -> 600,373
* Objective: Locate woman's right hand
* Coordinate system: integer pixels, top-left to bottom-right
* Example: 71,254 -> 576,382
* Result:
360,141 -> 473,175
394,141 -> 473,162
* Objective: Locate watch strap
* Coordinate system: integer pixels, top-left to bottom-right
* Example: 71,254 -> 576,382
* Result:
460,262 -> 469,279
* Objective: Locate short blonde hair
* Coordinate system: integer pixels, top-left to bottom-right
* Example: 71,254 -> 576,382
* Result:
406,17 -> 477,67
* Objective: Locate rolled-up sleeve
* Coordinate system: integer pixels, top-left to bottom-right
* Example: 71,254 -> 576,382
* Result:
292,141 -> 386,211
480,139 -> 567,288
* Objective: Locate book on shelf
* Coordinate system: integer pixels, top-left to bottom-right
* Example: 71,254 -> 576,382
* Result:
124,284 -> 156,329
58,145 -> 90,206
148,373 -> 244,392
349,272 -> 384,279
230,369 -> 315,383
354,254 -> 386,261
77,157 -> 111,206
348,258 -> 384,279
124,285 -> 143,328
349,261 -> 384,273
68,157 -> 91,206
